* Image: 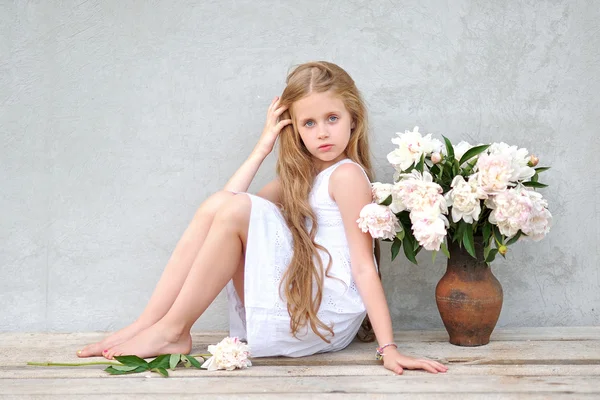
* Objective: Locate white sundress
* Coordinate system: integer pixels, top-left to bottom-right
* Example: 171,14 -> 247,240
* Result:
226,158 -> 373,357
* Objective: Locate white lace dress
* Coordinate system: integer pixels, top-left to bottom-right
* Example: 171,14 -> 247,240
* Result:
226,158 -> 372,357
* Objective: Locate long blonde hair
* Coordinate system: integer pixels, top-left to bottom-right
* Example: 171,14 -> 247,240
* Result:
276,61 -> 374,342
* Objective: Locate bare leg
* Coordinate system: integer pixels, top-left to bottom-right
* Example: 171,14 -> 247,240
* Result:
105,194 -> 250,359
77,191 -> 238,357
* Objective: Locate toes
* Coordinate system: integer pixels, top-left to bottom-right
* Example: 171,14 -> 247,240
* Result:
77,343 -> 99,358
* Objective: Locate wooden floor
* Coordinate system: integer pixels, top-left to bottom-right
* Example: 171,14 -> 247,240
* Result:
1,327 -> 599,399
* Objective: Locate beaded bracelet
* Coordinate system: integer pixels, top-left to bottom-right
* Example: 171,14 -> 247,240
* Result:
376,343 -> 398,360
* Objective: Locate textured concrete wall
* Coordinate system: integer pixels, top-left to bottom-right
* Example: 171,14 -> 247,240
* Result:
1,0 -> 599,332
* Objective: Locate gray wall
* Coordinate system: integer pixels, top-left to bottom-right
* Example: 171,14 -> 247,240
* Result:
1,0 -> 598,332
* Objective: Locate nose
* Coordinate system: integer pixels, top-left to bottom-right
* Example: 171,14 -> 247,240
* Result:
317,128 -> 329,139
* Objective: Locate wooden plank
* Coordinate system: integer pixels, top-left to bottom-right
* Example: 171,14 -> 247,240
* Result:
3,375 -> 600,395
0,326 -> 598,350
4,339 -> 599,367
3,365 -> 600,380
2,395 -> 599,400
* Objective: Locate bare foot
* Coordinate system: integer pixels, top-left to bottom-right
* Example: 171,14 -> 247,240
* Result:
76,321 -> 150,358
104,323 -> 192,360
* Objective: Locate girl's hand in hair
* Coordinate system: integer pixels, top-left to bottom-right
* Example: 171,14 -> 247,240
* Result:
382,348 -> 448,375
253,96 -> 292,158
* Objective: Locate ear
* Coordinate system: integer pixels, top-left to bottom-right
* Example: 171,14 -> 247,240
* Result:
351,121 -> 356,130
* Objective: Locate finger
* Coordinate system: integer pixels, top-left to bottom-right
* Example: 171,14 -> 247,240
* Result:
433,361 -> 449,372
273,105 -> 288,117
420,361 -> 438,374
276,119 -> 292,130
394,362 -> 404,375
268,96 -> 279,112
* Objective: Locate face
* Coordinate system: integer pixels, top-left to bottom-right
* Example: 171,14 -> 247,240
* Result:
292,90 -> 355,171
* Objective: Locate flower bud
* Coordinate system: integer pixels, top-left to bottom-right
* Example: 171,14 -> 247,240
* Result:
431,152 -> 442,164
498,245 -> 508,256
528,155 -> 539,167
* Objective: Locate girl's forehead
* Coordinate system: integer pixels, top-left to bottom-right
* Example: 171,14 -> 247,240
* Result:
292,91 -> 346,117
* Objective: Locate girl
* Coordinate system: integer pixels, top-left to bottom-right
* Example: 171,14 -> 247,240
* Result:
77,61 -> 447,375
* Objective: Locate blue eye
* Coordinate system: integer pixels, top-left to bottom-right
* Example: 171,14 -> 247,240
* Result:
304,120 -> 315,127
328,115 -> 339,122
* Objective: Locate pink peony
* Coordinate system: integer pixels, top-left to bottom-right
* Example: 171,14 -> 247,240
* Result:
410,212 -> 448,251
476,154 -> 513,194
357,203 -> 401,240
486,188 -> 551,240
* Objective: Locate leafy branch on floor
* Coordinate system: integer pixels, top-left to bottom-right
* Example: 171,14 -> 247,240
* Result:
28,353 -> 209,377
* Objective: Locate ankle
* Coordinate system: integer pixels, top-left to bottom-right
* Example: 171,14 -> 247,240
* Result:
157,320 -> 190,341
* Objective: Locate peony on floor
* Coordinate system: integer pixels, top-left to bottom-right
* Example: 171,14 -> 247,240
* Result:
1,327 -> 600,399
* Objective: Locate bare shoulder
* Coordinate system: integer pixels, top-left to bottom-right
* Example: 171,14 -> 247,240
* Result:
329,162 -> 371,204
256,178 -> 282,205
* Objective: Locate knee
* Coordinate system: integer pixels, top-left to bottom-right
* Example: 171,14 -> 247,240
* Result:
213,194 -> 251,227
196,190 -> 236,218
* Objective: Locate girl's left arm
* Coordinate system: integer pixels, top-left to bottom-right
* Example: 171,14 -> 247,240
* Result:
330,163 -> 448,375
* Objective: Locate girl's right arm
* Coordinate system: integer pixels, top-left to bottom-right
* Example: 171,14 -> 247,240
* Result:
223,97 -> 291,193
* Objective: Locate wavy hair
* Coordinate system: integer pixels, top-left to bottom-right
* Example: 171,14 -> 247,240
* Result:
276,61 -> 375,342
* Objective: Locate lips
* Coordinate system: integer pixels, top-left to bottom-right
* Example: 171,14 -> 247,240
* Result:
318,144 -> 333,151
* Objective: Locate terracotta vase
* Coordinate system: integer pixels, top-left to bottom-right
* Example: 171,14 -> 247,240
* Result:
435,237 -> 503,346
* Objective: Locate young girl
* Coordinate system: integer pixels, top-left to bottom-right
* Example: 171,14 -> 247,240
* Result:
77,61 -> 447,375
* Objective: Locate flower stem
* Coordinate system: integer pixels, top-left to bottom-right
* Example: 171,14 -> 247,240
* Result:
27,361 -> 120,367
189,353 -> 211,358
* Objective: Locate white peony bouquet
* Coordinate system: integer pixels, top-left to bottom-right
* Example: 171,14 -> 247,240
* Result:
356,127 -> 552,264
201,337 -> 252,371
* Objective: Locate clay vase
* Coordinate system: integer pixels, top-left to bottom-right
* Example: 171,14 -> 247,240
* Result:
435,237 -> 503,346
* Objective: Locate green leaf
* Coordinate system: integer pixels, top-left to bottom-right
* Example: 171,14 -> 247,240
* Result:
458,144 -> 490,167
522,181 -> 548,188
454,221 -> 467,243
151,367 -> 169,377
483,222 -> 492,245
442,135 -> 455,160
395,230 -> 405,242
485,248 -> 499,263
169,354 -> 181,370
148,354 -> 171,369
506,230 -> 523,246
440,240 -> 450,258
104,365 -> 148,375
534,166 -> 550,173
462,226 -> 476,259
180,355 -> 192,368
416,153 -> 425,173
110,365 -> 139,372
452,159 -> 459,175
402,235 -> 418,265
380,194 -> 392,206
391,238 -> 402,261
492,225 -> 503,245
114,355 -> 149,368
186,355 -> 203,369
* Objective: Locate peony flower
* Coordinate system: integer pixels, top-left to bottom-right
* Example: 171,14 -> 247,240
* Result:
371,182 -> 394,204
486,188 -> 552,240
518,190 -> 552,240
357,203 -> 402,240
430,152 -> 442,164
410,212 -> 448,251
528,155 -> 539,167
396,171 -> 447,217
387,126 -> 443,171
201,337 -> 252,371
475,153 -> 513,194
488,142 -> 535,182
445,175 -> 487,223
